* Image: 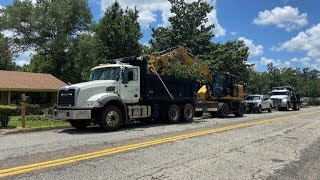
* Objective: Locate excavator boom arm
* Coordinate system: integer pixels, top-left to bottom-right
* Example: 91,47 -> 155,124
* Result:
148,46 -> 212,82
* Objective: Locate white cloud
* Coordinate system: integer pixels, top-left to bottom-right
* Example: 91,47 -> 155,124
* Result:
0,5 -> 4,17
279,23 -> 320,60
20,0 -> 37,4
253,6 -> 308,31
100,0 -> 226,36
260,57 -> 291,68
230,32 -> 238,36
290,56 -> 320,70
16,60 -> 29,66
1,30 -> 16,38
13,50 -> 36,66
238,37 -> 263,57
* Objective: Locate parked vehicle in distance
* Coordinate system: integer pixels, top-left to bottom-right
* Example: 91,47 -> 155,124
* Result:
244,95 -> 273,113
270,86 -> 300,111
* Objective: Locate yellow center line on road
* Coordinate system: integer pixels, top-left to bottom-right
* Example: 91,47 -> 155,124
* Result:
1,110 -> 320,177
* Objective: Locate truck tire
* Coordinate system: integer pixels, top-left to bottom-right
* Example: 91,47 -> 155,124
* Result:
181,103 -> 194,122
234,104 -> 244,117
217,102 -> 229,118
69,120 -> 89,130
293,103 -> 300,111
100,106 -> 123,131
285,103 -> 289,111
268,105 -> 272,113
167,104 -> 181,123
257,105 -> 262,113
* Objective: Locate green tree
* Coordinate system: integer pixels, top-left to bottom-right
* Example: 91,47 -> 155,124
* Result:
96,1 -> 142,61
198,40 -> 250,83
0,34 -> 15,70
150,0 -> 214,55
67,33 -> 99,82
24,33 -> 98,83
0,0 -> 92,82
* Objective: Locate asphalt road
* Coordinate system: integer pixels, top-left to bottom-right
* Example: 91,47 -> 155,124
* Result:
1,107 -> 320,180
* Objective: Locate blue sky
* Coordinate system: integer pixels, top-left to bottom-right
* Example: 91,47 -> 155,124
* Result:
1,0 -> 320,72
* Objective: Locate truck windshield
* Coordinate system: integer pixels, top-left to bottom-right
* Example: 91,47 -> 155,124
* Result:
272,92 -> 288,95
246,96 -> 260,100
90,67 -> 120,81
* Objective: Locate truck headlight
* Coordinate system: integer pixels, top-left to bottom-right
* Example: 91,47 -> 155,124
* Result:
282,99 -> 287,103
84,101 -> 103,108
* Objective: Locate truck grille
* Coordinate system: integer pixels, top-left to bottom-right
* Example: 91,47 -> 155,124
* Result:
272,99 -> 281,107
58,89 -> 75,107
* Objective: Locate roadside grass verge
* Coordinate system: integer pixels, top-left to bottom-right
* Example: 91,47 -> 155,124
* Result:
0,116 -> 69,129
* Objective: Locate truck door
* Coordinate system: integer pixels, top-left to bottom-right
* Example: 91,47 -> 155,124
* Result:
120,67 -> 140,103
262,96 -> 268,109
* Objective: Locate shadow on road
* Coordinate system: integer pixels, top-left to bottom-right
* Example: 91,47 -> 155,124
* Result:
56,120 -> 178,135
56,114 -> 248,135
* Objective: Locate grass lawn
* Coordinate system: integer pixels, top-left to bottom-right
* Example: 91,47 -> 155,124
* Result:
0,116 -> 70,129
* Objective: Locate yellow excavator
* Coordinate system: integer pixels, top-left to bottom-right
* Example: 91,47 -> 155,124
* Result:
148,46 -> 246,118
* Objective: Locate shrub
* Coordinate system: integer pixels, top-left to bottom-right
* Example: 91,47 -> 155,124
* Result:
17,114 -> 51,121
15,104 -> 53,115
0,105 -> 17,127
308,98 -> 320,106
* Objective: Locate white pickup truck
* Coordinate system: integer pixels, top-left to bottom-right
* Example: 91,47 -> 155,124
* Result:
244,95 -> 273,113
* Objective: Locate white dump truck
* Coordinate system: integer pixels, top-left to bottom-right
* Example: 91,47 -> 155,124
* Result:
53,56 -> 198,131
270,86 -> 300,111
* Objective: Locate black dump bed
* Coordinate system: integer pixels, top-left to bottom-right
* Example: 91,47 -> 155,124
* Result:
107,56 -> 199,102
141,74 -> 199,102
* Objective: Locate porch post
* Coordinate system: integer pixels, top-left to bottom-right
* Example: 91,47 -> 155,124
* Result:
7,91 -> 11,105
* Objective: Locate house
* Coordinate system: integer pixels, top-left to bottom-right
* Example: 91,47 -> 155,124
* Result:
0,70 -> 67,105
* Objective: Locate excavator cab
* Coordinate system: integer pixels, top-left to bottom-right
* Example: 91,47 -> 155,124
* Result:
211,74 -> 244,100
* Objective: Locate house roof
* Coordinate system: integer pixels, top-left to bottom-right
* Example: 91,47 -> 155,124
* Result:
0,70 -> 67,91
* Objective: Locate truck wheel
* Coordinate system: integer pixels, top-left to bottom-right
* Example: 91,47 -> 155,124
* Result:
257,105 -> 262,113
194,111 -> 203,117
268,105 -> 272,113
181,104 -> 194,122
234,104 -> 244,117
167,104 -> 180,123
100,106 -> 123,131
69,120 -> 89,130
285,103 -> 289,111
293,103 -> 300,111
217,102 -> 229,118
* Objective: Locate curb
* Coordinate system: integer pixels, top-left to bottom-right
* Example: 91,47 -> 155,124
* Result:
0,125 -> 72,135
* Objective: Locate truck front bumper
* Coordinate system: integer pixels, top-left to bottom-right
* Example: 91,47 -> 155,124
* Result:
53,109 -> 91,120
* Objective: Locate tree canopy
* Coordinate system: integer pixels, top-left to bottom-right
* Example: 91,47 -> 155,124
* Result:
95,1 -> 142,62
150,0 -> 214,55
0,0 -> 92,82
0,34 -> 15,70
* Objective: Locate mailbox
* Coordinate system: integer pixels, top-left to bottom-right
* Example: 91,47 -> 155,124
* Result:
21,94 -> 32,104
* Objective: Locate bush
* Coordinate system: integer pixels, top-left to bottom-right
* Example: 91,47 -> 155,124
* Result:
17,114 -> 51,121
0,105 -> 17,127
15,104 -> 55,116
308,98 -> 320,106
